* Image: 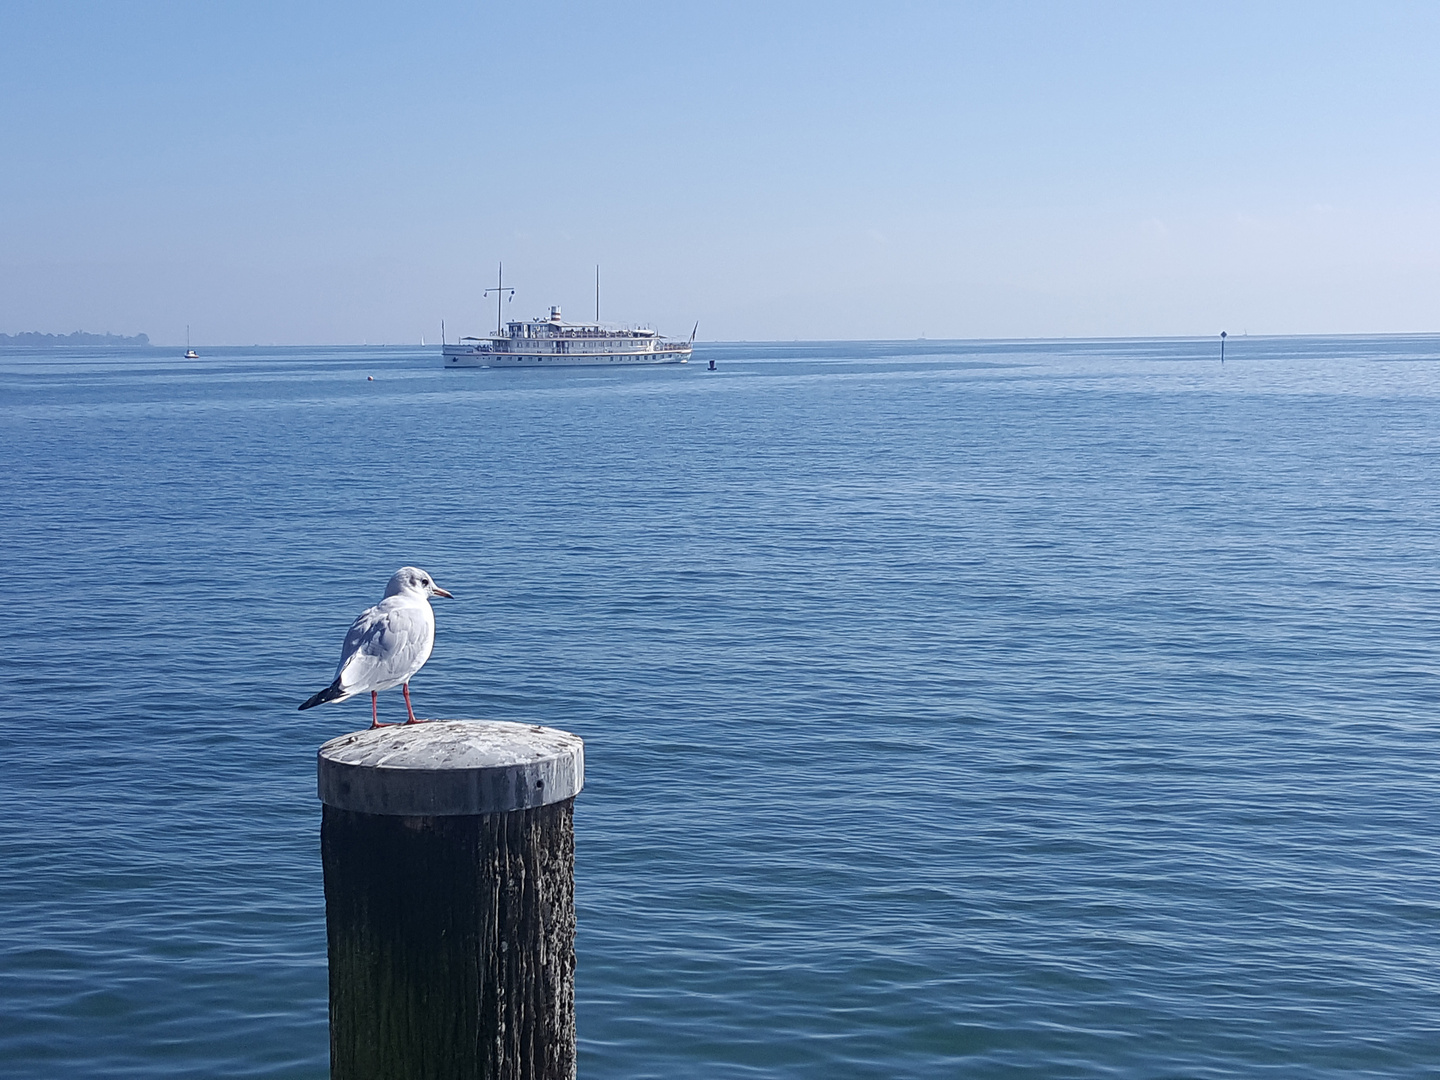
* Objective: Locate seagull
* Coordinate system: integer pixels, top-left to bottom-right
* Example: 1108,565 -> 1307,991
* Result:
299,566 -> 453,728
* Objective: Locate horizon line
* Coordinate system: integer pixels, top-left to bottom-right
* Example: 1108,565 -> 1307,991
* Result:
7,329 -> 1440,350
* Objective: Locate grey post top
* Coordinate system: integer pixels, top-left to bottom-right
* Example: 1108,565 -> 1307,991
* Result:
317,720 -> 584,816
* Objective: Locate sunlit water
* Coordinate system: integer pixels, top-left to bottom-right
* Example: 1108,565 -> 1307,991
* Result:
4,335 -> 1440,1078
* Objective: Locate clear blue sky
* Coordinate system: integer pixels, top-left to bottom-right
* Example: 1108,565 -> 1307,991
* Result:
3,1 -> 1438,344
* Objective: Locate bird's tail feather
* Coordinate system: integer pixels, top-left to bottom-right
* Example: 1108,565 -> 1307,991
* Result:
299,679 -> 347,711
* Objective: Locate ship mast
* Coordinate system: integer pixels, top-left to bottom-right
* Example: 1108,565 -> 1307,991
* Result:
595,265 -> 600,323
483,262 -> 514,336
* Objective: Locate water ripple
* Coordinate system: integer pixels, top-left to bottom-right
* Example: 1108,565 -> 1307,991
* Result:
4,337 -> 1440,1077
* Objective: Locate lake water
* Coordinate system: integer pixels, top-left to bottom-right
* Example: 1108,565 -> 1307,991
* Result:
4,335 -> 1440,1078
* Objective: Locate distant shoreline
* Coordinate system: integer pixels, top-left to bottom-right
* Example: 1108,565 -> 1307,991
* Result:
3,331 -> 1439,350
0,331 -> 150,348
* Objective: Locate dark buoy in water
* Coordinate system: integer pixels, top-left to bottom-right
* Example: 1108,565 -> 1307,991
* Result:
367,376 -> 374,381
1220,331 -> 1227,364
708,359 -> 716,371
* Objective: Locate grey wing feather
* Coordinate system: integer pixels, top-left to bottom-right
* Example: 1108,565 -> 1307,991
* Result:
334,600 -> 435,695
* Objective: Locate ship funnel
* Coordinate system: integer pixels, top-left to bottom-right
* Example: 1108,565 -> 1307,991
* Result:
549,306 -> 562,323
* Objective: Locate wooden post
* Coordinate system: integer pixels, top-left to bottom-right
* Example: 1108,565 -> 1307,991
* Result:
318,720 -> 584,1080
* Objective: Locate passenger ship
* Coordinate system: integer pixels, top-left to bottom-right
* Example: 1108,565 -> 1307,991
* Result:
442,266 -> 692,368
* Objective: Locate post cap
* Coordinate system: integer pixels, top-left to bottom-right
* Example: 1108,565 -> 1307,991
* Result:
317,720 -> 584,816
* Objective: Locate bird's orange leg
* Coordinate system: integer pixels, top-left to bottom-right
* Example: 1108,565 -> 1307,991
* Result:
402,683 -> 424,724
369,690 -> 386,729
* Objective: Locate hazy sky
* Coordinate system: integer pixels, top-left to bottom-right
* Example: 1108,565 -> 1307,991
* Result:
3,1 -> 1439,343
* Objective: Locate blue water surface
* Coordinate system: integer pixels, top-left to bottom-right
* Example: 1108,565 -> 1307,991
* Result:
3,335 -> 1440,1078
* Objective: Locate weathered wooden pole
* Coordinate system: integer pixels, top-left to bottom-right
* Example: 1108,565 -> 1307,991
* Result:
318,720 -> 584,1080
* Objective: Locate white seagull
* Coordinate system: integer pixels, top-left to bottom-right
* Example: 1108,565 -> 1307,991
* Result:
299,566 -> 453,728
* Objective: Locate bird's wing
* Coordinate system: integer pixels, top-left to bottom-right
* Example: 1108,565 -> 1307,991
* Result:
334,599 -> 435,695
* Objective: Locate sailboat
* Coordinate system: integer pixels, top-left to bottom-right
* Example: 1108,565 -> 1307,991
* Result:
184,326 -> 198,359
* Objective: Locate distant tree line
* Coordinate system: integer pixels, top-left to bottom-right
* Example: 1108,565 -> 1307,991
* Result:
0,330 -> 151,348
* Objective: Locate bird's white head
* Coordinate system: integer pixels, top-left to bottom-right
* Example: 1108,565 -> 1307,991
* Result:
384,566 -> 454,601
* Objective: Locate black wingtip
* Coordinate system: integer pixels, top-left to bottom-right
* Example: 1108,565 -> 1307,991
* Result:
299,680 -> 344,711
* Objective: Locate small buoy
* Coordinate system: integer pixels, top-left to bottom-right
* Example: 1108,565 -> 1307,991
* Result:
367,376 -> 374,381
708,359 -> 716,371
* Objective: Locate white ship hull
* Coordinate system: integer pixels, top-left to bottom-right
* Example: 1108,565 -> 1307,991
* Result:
443,344 -> 690,368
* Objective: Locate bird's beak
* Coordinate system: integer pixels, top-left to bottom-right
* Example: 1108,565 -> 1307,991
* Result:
432,586 -> 454,599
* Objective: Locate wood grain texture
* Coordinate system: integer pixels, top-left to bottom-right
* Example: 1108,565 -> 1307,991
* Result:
318,721 -> 584,817
322,800 -> 576,1080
